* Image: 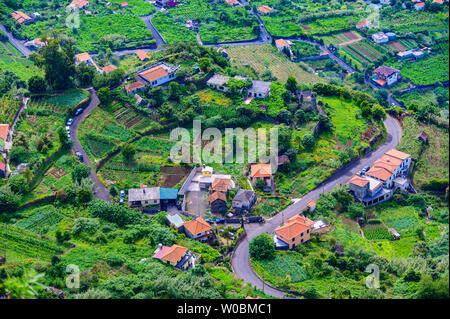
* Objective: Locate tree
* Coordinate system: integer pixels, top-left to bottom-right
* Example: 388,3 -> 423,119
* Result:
8,175 -> 28,195
121,143 -> 136,161
57,127 -> 69,146
294,109 -> 306,124
198,57 -> 211,72
372,104 -> 386,121
27,75 -> 46,93
249,233 -> 275,260
302,134 -> 315,150
347,202 -> 365,218
285,74 -> 298,93
277,109 -> 292,124
318,114 -> 333,132
98,87 -> 112,105
71,164 -> 91,183
30,39 -> 76,90
416,275 -> 449,299
2,270 -> 45,299
0,185 -> 20,213
109,186 -> 118,197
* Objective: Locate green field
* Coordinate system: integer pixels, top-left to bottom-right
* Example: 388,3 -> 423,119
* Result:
0,40 -> 42,80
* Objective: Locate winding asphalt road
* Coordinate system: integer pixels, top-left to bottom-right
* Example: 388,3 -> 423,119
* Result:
231,115 -> 402,298
0,22 -> 31,57
70,88 -> 110,202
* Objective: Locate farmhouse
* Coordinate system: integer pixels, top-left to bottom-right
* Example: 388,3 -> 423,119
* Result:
68,0 -> 89,9
0,124 -> 10,153
183,217 -> 213,242
135,49 -> 150,61
11,11 -> 33,24
137,62 -> 179,87
153,244 -> 198,270
273,215 -> 314,250
250,163 -> 273,191
416,131 -> 429,144
275,39 -> 290,51
232,189 -> 256,214
225,0 -> 240,6
247,80 -> 271,100
120,2 -> 128,8
124,81 -> 145,94
211,178 -> 231,194
257,5 -> 273,15
414,2 -> 425,10
348,149 -> 412,206
128,186 -> 178,211
372,66 -> 400,87
206,74 -> 231,92
371,32 -> 389,44
75,52 -> 99,71
24,38 -> 47,50
102,64 -> 117,74
306,200 -> 316,212
209,191 -> 227,214
166,213 -> 184,231
356,20 -> 371,30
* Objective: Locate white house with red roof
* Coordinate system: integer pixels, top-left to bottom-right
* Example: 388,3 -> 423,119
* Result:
372,65 -> 400,87
348,149 -> 412,206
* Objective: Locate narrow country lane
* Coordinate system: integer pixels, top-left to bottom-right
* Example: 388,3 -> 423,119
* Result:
231,115 -> 403,298
70,88 -> 110,202
0,22 -> 32,57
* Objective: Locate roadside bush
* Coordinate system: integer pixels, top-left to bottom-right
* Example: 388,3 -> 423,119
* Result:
249,233 -> 275,261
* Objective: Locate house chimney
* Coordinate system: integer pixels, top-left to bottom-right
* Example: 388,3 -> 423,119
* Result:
158,243 -> 162,249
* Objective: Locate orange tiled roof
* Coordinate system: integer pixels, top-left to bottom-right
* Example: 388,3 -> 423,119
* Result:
286,214 -> 314,227
349,175 -> 369,187
251,163 -> 272,178
384,149 -> 410,161
211,178 -> 231,192
415,2 -> 425,7
376,79 -> 386,86
306,200 -> 316,208
366,167 -> 392,181
257,5 -> 273,14
183,217 -> 212,236
135,49 -> 149,61
0,124 -> 10,142
69,0 -> 89,9
124,81 -> 145,92
275,39 -> 289,48
225,0 -> 239,5
209,191 -> 227,203
76,52 -> 92,63
161,244 -> 188,263
12,11 -> 32,24
275,221 -> 309,239
139,66 -> 169,82
102,64 -> 117,74
377,154 -> 402,169
433,0 -> 443,3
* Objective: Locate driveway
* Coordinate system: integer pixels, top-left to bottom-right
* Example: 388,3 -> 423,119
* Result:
231,115 -> 403,298
70,88 -> 110,202
185,191 -> 208,218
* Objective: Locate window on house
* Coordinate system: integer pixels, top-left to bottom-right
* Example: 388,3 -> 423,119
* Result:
301,239 -> 304,243
307,229 -> 309,234
292,238 -> 295,242
301,232 -> 303,237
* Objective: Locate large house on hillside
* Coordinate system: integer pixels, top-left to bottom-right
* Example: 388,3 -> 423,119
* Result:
183,217 -> 213,242
250,163 -> 273,192
349,149 -> 412,206
12,11 -> 33,24
274,215 -> 315,249
128,186 -> 178,211
153,244 -> 199,270
372,66 -> 400,87
137,62 -> 179,87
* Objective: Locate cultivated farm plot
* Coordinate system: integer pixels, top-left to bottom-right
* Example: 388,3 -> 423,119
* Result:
0,223 -> 64,262
16,206 -> 64,235
43,89 -> 90,112
388,39 -> 417,52
227,44 -> 323,84
254,252 -> 309,283
0,95 -> 21,126
0,40 -> 42,80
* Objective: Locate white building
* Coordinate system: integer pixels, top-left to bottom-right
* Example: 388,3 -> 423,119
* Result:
137,62 -> 179,87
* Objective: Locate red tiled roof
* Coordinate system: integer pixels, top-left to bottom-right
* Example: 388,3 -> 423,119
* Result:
0,124 -> 9,142
415,2 -> 425,7
275,39 -> 289,48
384,149 -> 411,161
251,163 -> 272,178
275,221 -> 309,239
12,11 -> 32,24
209,191 -> 227,203
366,167 -> 393,181
257,5 -> 273,14
124,81 -> 145,92
135,49 -> 149,61
76,52 -> 92,63
139,66 -> 168,82
376,79 -> 386,86
306,200 -> 316,208
211,178 -> 231,193
373,66 -> 399,78
349,175 -> 369,187
161,244 -> 188,263
69,0 -> 89,9
102,65 -> 117,74
183,217 -> 212,236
